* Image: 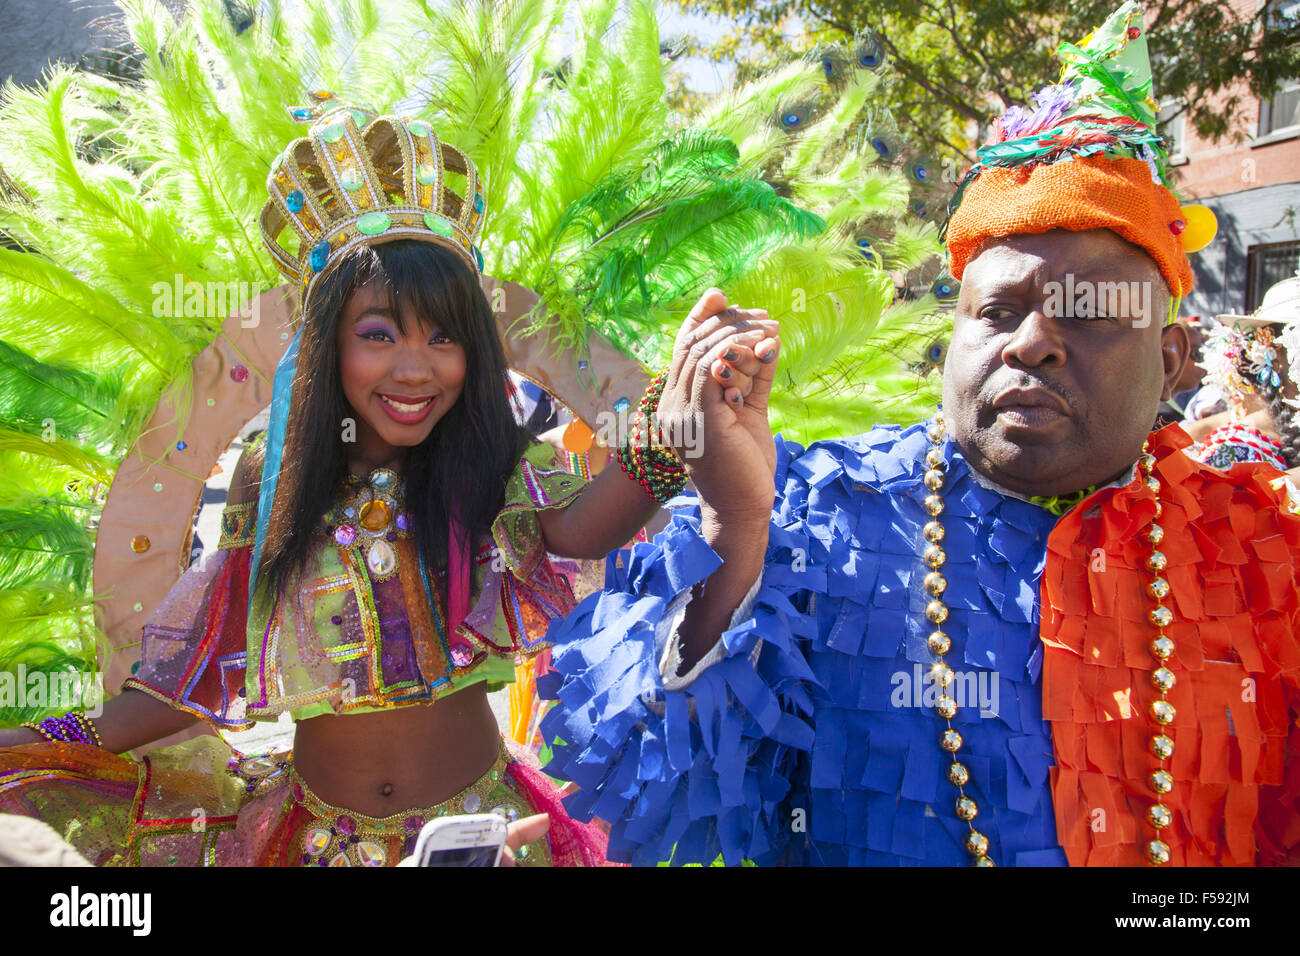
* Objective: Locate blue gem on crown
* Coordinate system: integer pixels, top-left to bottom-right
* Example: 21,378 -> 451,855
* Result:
310,240 -> 331,272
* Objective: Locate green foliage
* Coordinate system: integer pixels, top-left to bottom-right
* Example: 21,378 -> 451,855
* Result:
672,0 -> 1300,158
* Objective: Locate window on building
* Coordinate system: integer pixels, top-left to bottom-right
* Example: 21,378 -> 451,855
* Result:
1260,0 -> 1300,136
1246,241 -> 1300,310
1157,101 -> 1187,160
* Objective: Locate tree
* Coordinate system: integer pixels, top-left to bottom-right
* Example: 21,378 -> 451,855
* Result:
674,0 -> 1300,162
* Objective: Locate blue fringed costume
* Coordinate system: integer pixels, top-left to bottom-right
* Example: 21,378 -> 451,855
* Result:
539,422 -> 1067,865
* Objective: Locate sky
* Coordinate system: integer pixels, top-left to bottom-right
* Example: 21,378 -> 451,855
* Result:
655,4 -> 736,95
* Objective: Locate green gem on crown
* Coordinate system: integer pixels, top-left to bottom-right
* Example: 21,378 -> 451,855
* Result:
416,162 -> 438,185
408,120 -> 431,138
423,213 -> 454,238
357,211 -> 391,235
318,121 -> 346,144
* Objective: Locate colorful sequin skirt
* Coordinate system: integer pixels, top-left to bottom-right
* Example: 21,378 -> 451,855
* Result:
0,735 -> 607,867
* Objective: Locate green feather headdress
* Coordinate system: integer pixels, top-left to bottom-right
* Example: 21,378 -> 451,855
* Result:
0,0 -> 945,724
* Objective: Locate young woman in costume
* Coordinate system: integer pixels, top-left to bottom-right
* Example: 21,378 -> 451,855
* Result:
0,109 -> 776,867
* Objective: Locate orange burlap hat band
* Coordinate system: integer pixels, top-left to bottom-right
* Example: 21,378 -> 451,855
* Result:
946,154 -> 1195,298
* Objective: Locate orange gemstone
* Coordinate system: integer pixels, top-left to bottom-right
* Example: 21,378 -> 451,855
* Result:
358,499 -> 393,532
130,535 -> 151,553
562,419 -> 594,454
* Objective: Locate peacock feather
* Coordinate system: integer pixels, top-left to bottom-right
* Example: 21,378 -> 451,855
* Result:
0,0 -> 947,725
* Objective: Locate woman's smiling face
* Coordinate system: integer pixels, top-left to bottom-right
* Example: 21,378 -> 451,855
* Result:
336,278 -> 468,463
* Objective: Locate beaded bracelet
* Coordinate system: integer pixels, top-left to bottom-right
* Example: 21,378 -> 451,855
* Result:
616,369 -> 688,505
21,712 -> 103,748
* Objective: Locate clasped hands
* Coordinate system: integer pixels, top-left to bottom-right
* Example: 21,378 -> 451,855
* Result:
655,288 -> 781,521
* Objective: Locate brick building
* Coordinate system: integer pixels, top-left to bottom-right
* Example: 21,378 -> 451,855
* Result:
1169,0 -> 1300,318
0,0 -> 122,88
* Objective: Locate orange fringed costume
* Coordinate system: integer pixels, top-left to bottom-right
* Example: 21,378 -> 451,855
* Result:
1041,425 -> 1300,865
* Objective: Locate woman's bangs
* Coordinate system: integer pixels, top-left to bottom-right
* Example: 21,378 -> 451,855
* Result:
368,241 -> 483,346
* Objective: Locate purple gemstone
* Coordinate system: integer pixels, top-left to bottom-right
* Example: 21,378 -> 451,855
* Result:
336,815 -> 357,836
449,640 -> 474,667
403,815 -> 425,833
395,512 -> 410,531
317,858 -> 328,866
334,524 -> 358,546
331,615 -> 343,625
386,531 -> 398,542
301,853 -> 311,865
246,784 -> 256,793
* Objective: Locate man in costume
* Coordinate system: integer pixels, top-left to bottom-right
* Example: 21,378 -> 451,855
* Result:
538,1 -> 1300,866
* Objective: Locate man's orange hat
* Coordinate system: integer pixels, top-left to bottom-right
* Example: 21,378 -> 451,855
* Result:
942,2 -> 1216,305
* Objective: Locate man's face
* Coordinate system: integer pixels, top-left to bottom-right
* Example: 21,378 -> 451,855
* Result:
942,228 -> 1189,497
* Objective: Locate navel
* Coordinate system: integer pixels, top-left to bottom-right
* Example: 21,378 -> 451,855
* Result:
379,782 -> 394,798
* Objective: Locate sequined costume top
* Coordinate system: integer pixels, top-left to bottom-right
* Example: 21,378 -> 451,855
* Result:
124,442 -> 585,728
539,422 -> 1300,866
1193,421 -> 1288,472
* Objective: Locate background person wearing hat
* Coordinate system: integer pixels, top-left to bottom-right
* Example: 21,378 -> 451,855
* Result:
1184,274 -> 1300,475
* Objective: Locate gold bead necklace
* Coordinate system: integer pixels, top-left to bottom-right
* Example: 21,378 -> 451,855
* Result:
919,412 -> 995,865
920,420 -> 1174,866
1138,442 -> 1176,865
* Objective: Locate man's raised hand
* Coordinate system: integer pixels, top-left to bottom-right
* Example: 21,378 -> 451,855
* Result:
659,288 -> 780,520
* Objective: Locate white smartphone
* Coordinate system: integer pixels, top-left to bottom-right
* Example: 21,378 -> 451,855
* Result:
413,813 -> 509,867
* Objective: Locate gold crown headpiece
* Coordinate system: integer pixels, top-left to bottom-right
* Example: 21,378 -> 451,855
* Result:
260,98 -> 486,306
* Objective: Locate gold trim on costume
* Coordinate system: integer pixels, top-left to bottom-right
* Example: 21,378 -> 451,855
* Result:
290,741 -> 550,867
217,501 -> 257,550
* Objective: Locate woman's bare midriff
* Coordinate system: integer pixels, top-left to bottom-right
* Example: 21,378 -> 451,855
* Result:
291,683 -> 501,818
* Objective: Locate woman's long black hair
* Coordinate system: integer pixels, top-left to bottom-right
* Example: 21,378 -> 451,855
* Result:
256,240 -> 529,601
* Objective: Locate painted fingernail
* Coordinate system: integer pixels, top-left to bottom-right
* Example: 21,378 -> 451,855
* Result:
719,365 -> 732,379
723,348 -> 738,362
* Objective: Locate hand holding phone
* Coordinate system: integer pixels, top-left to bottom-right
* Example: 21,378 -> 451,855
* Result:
404,812 -> 551,867
413,814 -> 507,867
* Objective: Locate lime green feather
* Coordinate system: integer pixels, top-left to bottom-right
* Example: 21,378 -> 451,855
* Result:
0,0 -> 949,707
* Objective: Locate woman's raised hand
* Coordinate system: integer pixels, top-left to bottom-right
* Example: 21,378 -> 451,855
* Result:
658,288 -> 780,520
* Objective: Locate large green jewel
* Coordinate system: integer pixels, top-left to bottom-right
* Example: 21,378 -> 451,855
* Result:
318,121 -> 346,143
416,162 -> 438,185
423,213 -> 454,237
357,211 -> 391,235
